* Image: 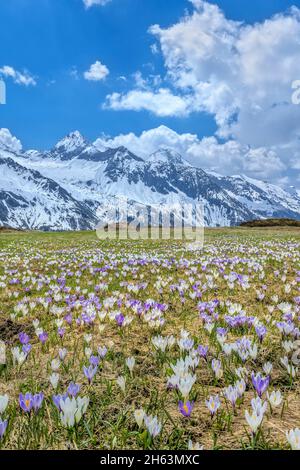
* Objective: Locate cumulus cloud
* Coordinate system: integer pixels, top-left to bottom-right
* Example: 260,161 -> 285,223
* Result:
84,60 -> 109,81
0,128 -> 23,153
148,1 -> 300,148
94,125 -> 198,158
103,1 -> 300,184
0,65 -> 36,86
93,125 -> 286,181
104,88 -> 191,116
83,0 -> 111,8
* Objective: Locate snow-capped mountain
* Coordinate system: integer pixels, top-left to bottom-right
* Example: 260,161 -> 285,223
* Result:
208,173 -> 300,221
0,131 -> 299,231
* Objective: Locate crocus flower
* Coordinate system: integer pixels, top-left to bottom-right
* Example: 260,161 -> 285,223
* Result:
251,372 -> 269,397
67,382 -> 81,397
197,345 -> 208,359
116,375 -> 126,392
125,356 -> 135,374
134,408 -> 145,427
89,355 -> 100,367
58,327 -> 65,338
19,332 -> 30,345
59,348 -> 67,361
144,414 -> 162,438
59,396 -> 89,428
52,393 -> 68,411
188,440 -> 203,450
286,428 -> 300,450
177,374 -> 196,399
206,395 -> 221,416
32,393 -> 44,412
267,390 -> 282,408
39,332 -> 48,344
179,400 -> 194,417
0,419 -> 8,439
98,346 -> 108,358
11,347 -> 27,366
20,392 -> 44,413
245,409 -> 264,434
83,365 -> 98,384
49,373 -> 59,390
19,393 -> 33,413
22,344 -> 31,355
0,395 -> 9,414
115,313 -> 125,327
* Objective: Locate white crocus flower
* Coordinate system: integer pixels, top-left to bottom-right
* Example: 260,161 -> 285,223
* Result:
286,428 -> 300,450
125,356 -> 135,375
263,362 -> 273,375
116,376 -> 126,393
188,440 -> 203,450
49,373 -> 60,390
59,396 -> 89,428
134,408 -> 145,427
245,410 -> 264,434
0,394 -> 9,414
51,359 -> 60,371
267,390 -> 282,408
85,347 -> 92,359
11,347 -> 27,366
177,374 -> 196,399
84,334 -> 93,344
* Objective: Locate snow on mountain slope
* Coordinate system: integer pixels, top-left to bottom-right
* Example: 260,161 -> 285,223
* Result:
208,173 -> 300,220
1,130 -> 299,230
13,143 -> 254,227
0,153 -> 96,230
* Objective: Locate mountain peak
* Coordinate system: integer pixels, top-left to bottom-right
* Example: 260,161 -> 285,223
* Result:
54,131 -> 88,153
147,148 -> 187,166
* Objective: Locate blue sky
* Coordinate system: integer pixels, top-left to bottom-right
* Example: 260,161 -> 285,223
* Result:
0,0 -> 300,187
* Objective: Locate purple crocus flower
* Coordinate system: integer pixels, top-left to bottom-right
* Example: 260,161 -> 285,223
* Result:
19,393 -> 44,413
39,332 -> 48,344
19,332 -> 30,345
89,355 -> 100,367
22,344 -> 32,355
115,313 -> 125,327
0,419 -> 8,439
67,382 -> 81,397
255,325 -> 267,342
251,372 -> 269,397
52,393 -> 68,411
32,393 -> 44,412
64,313 -> 72,325
58,327 -> 65,338
179,400 -> 194,417
197,345 -> 208,359
19,393 -> 33,413
83,364 -> 98,384
98,346 -> 108,358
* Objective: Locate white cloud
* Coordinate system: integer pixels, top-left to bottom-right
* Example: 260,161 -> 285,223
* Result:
0,128 -> 23,153
104,88 -> 191,116
0,65 -> 36,86
93,125 -> 285,181
103,1 -> 300,185
148,1 -> 300,147
83,0 -> 111,8
94,125 -> 198,158
84,60 -> 109,81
